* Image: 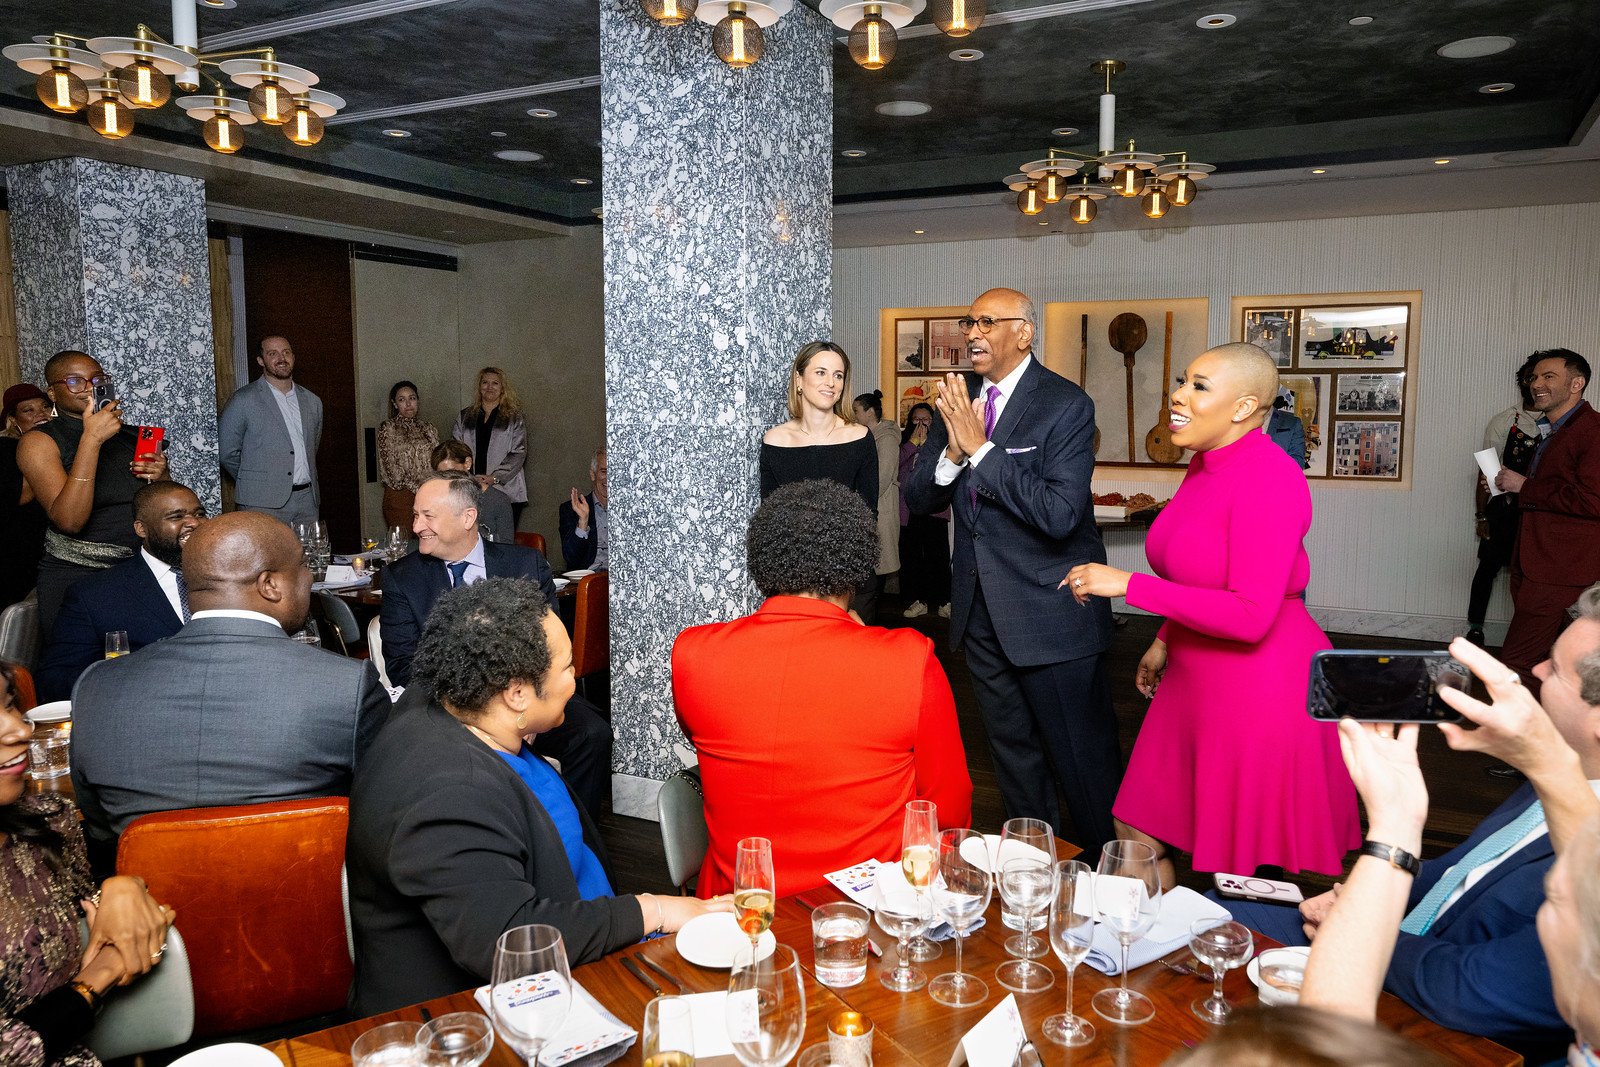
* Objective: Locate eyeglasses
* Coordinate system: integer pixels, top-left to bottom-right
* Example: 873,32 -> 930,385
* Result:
957,316 -> 1026,334
48,374 -> 109,392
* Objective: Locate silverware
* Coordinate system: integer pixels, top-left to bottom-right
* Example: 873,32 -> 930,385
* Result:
1160,955 -> 1208,979
621,956 -> 662,995
639,955 -> 685,993
1016,1039 -> 1042,1067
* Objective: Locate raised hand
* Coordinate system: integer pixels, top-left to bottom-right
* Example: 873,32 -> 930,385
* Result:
570,487 -> 590,527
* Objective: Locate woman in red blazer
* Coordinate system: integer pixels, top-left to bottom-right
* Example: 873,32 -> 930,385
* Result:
673,479 -> 972,897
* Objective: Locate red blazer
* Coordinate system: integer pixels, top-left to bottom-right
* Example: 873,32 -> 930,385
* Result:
673,596 -> 973,898
1517,400 -> 1600,586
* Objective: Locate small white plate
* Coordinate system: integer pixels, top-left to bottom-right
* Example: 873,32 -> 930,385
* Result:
563,569 -> 595,580
25,700 -> 71,724
675,912 -> 776,969
169,1044 -> 282,1066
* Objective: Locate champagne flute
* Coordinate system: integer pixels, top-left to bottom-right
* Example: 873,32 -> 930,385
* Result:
642,996 -> 696,1067
489,924 -> 572,1066
928,827 -> 992,1008
900,799 -> 942,962
727,943 -> 805,1067
1043,860 -> 1096,1047
995,857 -> 1055,993
874,891 -> 928,992
1189,919 -> 1254,1024
998,817 -> 1057,934
1089,840 -> 1162,1026
417,1012 -> 495,1067
734,837 -> 776,954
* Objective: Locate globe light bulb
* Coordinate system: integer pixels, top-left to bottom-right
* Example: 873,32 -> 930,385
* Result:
1070,196 -> 1097,224
1141,183 -> 1169,218
713,2 -> 764,68
1166,174 -> 1198,206
1017,183 -> 1042,216
87,92 -> 134,139
1114,165 -> 1141,197
849,5 -> 897,69
203,112 -> 244,154
641,0 -> 698,24
116,59 -> 170,108
36,66 -> 88,113
284,104 -> 324,146
248,80 -> 293,125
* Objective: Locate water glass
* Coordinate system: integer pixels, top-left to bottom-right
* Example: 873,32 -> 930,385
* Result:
1190,919 -> 1254,1024
27,733 -> 70,780
998,818 -> 1056,932
811,902 -> 870,988
727,942 -> 806,1067
995,857 -> 1055,993
1090,840 -> 1162,1026
1043,859 -> 1096,1047
417,1011 -> 495,1067
900,800 -> 942,962
874,892 -> 927,993
641,996 -> 695,1067
294,619 -> 322,648
388,525 -> 408,561
734,837 -> 776,953
928,827 -> 991,1008
351,1021 -> 424,1066
103,631 -> 129,659
490,924 -> 572,1066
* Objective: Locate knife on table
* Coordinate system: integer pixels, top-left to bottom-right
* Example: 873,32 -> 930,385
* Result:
640,955 -> 686,993
621,956 -> 662,995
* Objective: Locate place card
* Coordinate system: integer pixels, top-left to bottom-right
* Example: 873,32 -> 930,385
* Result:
1474,448 -> 1505,496
1093,873 -> 1146,923
951,994 -> 1025,1067
825,860 -> 883,906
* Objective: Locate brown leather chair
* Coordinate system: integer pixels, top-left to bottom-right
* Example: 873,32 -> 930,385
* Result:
514,531 -> 548,557
116,798 -> 352,1037
571,571 -> 609,698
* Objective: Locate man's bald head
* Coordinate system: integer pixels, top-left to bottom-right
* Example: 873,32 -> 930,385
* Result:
1202,342 -> 1279,414
183,512 -> 311,631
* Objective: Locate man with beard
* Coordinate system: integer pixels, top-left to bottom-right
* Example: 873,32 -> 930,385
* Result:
36,480 -> 208,701
219,335 -> 323,525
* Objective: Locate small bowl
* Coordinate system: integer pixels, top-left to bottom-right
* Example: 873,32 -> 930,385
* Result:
1248,946 -> 1309,1006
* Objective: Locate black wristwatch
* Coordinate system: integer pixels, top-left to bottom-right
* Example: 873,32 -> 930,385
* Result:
1359,840 -> 1420,876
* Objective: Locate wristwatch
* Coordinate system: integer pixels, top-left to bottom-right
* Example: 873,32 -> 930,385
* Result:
1359,840 -> 1420,876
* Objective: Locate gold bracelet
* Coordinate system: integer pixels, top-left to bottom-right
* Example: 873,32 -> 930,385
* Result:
70,980 -> 104,1015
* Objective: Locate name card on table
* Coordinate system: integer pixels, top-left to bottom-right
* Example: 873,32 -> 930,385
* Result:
949,994 -> 1026,1067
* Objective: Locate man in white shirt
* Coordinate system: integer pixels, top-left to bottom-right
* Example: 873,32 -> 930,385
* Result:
219,335 -> 323,525
35,480 -> 208,700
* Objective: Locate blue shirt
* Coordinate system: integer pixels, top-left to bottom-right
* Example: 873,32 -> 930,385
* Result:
496,746 -> 613,899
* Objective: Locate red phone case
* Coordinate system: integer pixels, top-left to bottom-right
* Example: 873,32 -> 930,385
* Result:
134,426 -> 165,462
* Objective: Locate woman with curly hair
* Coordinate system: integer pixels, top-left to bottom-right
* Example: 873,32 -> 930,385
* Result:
345,579 -> 730,1015
672,479 -> 972,897
375,380 -> 439,530
451,367 -> 528,528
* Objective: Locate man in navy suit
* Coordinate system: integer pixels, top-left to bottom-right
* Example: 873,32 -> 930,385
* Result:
382,471 -> 613,817
558,447 -> 607,571
905,287 -> 1121,857
36,480 -> 208,701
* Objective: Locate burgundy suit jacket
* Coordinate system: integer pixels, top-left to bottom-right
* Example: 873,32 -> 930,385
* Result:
1516,400 -> 1600,585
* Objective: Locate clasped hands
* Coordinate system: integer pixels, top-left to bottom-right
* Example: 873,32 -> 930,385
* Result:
933,372 -> 988,463
81,876 -> 176,987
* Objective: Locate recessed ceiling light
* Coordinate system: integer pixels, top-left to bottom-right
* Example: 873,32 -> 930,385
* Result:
199,0 -> 236,7
1437,35 -> 1515,59
495,149 -> 543,162
490,130 -> 507,137
1038,220 -> 1050,226
841,148 -> 868,158
1348,15 -> 1373,26
1479,82 -> 1515,94
912,229 -> 925,234
571,177 -> 593,185
1051,126 -> 1079,137
875,100 -> 931,117
527,108 -> 558,119
382,129 -> 410,138
950,48 -> 983,61
1495,149 -> 1552,163
1310,168 -> 1328,174
1196,13 -> 1236,29
1433,158 -> 1452,165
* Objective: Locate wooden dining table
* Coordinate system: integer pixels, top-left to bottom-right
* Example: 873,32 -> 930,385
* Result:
265,850 -> 1522,1067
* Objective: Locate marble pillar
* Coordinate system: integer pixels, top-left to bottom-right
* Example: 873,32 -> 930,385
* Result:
601,0 -> 833,816
7,157 -> 220,513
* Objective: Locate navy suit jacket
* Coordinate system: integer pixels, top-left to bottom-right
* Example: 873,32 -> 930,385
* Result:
904,358 -> 1112,666
1265,410 -> 1308,468
380,539 -> 558,687
36,554 -> 182,702
558,494 -> 598,570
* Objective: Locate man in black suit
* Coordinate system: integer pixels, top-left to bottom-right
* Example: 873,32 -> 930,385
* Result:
70,511 -> 389,874
905,287 -> 1121,857
382,471 -> 613,817
559,447 -> 608,571
36,480 -> 208,701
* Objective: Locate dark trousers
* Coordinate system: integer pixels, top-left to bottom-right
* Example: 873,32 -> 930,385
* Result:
962,581 -> 1122,859
900,516 -> 951,608
1502,568 -> 1581,697
1467,501 -> 1518,627
850,574 -> 883,625
532,693 -> 613,821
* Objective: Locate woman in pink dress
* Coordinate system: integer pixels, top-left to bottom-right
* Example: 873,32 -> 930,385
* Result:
1064,343 -> 1358,887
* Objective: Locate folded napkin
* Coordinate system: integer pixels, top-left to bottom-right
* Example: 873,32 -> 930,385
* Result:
474,978 -> 635,1067
823,860 -> 987,942
1083,886 -> 1231,976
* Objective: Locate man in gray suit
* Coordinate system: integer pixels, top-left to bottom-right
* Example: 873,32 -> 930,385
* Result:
70,511 -> 388,873
219,335 -> 323,525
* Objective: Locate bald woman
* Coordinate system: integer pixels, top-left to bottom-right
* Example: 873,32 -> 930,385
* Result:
1064,343 -> 1358,885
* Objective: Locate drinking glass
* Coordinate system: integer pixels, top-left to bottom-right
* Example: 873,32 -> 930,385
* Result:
899,799 -> 942,962
1090,840 -> 1162,1026
727,943 -> 805,1067
352,1021 -> 423,1066
1043,860 -> 1096,1047
734,837 -> 776,954
417,1011 -> 495,1067
294,619 -> 321,648
388,525 -> 408,561
998,818 -> 1057,933
928,827 -> 992,1008
313,519 -> 330,544
489,924 -> 572,1066
103,631 -> 129,659
641,996 -> 696,1067
1189,919 -> 1254,1024
292,520 -> 314,546
874,891 -> 927,992
995,857 -> 1055,993
811,902 -> 870,988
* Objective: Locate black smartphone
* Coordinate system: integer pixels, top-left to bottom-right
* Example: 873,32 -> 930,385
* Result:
1307,650 -> 1470,723
92,375 -> 117,412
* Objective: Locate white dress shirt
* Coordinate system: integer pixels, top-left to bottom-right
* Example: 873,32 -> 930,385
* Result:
140,549 -> 186,621
190,608 -> 284,629
442,536 -> 487,587
934,354 -> 1034,485
268,382 -> 313,486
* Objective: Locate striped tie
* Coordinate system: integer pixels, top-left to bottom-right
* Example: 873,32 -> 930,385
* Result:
1398,799 -> 1545,935
173,568 -> 191,623
447,560 -> 470,588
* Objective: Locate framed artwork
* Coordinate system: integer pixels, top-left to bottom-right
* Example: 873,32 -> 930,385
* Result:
895,376 -> 941,424
879,304 -> 972,431
1244,308 -> 1295,367
1332,419 -> 1402,479
1282,374 -> 1330,477
895,319 -> 927,373
1298,305 -> 1408,369
1335,373 -> 1405,414
928,317 -> 971,370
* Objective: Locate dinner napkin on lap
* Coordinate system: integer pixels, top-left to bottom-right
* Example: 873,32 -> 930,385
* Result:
1083,886 -> 1232,976
823,860 -> 986,941
474,979 -> 636,1066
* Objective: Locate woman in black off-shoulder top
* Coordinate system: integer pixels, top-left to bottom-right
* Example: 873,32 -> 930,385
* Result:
759,342 -> 878,513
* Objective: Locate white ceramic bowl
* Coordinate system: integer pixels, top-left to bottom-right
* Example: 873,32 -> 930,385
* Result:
1249,945 -> 1309,1006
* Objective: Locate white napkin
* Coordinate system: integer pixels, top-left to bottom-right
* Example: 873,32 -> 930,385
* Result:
675,991 -> 735,1058
1083,886 -> 1231,976
473,978 -> 635,1066
823,859 -> 987,941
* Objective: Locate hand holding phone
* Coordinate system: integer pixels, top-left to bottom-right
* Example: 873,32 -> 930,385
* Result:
134,425 -> 165,463
92,374 -> 117,412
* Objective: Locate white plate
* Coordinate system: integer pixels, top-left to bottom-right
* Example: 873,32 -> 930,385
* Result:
958,833 -> 1052,875
675,912 -> 776,969
25,700 -> 71,724
563,569 -> 595,580
169,1044 -> 282,1066
553,577 -> 570,591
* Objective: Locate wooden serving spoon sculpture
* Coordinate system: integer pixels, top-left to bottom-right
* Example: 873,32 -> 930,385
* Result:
1144,311 -> 1182,464
1108,312 -> 1148,462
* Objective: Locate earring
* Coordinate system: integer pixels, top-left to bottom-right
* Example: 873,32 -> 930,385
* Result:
515,712 -> 527,731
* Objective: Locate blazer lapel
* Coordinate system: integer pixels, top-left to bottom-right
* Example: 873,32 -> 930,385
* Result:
988,360 -> 1041,451
133,559 -> 182,630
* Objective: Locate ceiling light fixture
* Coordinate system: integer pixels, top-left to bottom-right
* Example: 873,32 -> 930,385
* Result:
841,148 -> 868,157
1051,126 -> 1078,137
383,128 -> 411,137
490,130 -> 506,137
875,99 -> 930,116
912,229 -> 925,234
1196,13 -> 1235,29
1436,35 -> 1515,59
930,0 -> 984,37
1479,82 -> 1514,94
696,0 -> 791,68
495,149 -> 543,162
1348,15 -> 1373,25
5,23 -> 340,153
640,0 -> 700,26
950,48 -> 982,61
1310,168 -> 1328,174
571,177 -> 594,185
848,4 -> 897,70
1434,158 -> 1452,165
527,107 -> 557,118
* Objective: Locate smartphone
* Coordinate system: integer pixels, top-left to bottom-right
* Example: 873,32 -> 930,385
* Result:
92,374 -> 117,412
1213,873 -> 1305,905
1307,649 -> 1470,723
134,425 -> 165,463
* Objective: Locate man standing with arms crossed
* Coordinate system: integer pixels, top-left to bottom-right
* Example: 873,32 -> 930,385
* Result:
219,335 -> 322,526
906,287 -> 1121,857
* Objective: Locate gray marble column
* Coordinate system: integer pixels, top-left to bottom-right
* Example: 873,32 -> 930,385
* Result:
601,0 -> 833,816
7,157 -> 220,513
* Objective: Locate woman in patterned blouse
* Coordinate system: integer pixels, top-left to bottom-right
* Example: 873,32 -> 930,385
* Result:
376,381 -> 441,530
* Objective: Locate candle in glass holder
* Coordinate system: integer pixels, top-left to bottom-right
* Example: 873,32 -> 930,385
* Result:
827,1011 -> 872,1067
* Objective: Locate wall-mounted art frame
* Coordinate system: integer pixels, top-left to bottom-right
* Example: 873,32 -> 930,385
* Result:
879,304 -> 972,431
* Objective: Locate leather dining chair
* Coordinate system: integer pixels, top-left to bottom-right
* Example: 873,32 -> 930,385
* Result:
116,798 -> 353,1037
314,590 -> 367,659
571,571 -> 609,699
657,767 -> 708,893
0,593 -> 40,671
514,530 -> 547,557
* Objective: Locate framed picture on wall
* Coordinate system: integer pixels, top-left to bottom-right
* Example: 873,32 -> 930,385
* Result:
1243,308 -> 1295,367
895,376 -> 942,424
1335,373 -> 1405,414
1282,373 -> 1330,477
1298,304 -> 1408,369
895,319 -> 927,373
1332,419 -> 1402,479
928,317 -> 970,370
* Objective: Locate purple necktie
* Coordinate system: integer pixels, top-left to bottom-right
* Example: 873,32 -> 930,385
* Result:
970,384 -> 1002,513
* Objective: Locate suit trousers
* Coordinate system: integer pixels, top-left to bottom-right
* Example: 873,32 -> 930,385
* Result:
532,693 -> 613,821
241,486 -> 319,527
962,578 -> 1122,858
1502,568 -> 1581,695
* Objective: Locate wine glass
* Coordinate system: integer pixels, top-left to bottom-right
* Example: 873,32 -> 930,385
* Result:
928,827 -> 992,1008
489,924 -> 572,1066
641,996 -> 695,1067
900,799 -> 942,962
1189,919 -> 1254,1024
1090,840 -> 1162,1026
998,817 -> 1057,935
291,520 -> 314,547
874,891 -> 928,992
734,837 -> 776,954
388,524 -> 408,561
1043,859 -> 1096,1047
995,857 -> 1055,993
417,1011 -> 495,1067
727,943 -> 806,1067
294,619 -> 321,648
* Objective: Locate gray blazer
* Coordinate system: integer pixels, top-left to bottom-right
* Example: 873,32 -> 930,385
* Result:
219,377 -> 324,509
69,615 -> 389,843
451,408 -> 527,503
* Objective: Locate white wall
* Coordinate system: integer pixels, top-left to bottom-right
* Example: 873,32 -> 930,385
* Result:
835,202 -> 1600,640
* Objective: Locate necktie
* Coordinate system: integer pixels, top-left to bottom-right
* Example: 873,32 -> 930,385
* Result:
173,568 -> 191,623
1398,798 -> 1545,935
970,384 -> 1002,513
446,560 -> 471,588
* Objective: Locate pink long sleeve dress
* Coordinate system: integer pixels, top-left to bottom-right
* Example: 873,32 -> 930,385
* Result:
1119,430 -> 1359,875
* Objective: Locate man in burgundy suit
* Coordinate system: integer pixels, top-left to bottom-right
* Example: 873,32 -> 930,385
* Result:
1496,348 -> 1599,696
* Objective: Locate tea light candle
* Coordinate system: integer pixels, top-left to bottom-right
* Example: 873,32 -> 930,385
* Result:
827,1011 -> 872,1067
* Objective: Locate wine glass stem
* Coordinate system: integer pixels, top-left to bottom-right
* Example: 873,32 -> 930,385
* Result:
898,932 -> 912,979
1019,905 -> 1034,971
1118,938 -> 1132,1001
1212,963 -> 1225,1005
1063,962 -> 1075,1026
953,921 -> 964,977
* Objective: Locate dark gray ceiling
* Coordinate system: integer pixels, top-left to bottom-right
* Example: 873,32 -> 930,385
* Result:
0,0 -> 1595,226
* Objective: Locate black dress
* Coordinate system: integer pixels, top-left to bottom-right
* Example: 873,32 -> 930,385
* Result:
759,435 -> 879,516
0,437 -> 47,611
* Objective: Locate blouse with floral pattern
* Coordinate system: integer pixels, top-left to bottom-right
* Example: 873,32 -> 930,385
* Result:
376,417 -> 441,492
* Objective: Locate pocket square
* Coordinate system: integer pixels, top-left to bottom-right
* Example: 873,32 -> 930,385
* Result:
1005,446 -> 1036,454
